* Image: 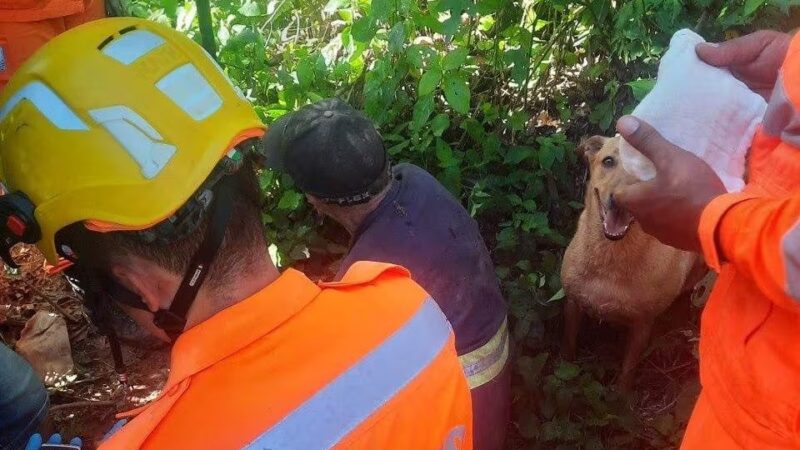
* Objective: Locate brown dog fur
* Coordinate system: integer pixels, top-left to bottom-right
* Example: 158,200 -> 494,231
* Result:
561,135 -> 706,390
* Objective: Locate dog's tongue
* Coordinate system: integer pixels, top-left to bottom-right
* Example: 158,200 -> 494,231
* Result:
603,208 -> 633,238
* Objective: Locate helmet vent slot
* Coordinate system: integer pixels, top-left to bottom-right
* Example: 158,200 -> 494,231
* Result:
119,26 -> 137,35
97,36 -> 114,50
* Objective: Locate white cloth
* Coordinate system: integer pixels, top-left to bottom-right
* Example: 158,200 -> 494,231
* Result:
620,29 -> 767,192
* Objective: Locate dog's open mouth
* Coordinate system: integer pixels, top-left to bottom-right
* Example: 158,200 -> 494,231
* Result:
595,189 -> 634,241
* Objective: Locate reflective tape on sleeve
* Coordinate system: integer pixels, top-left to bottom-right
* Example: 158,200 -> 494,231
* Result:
459,318 -> 509,389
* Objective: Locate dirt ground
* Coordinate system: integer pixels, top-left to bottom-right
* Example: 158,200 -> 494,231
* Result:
0,244 -> 707,449
0,246 -> 169,449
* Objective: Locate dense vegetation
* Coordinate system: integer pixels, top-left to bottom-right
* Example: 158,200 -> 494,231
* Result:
122,1 -> 797,448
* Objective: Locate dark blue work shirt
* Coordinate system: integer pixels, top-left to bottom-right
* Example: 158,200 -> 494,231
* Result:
335,163 -> 508,354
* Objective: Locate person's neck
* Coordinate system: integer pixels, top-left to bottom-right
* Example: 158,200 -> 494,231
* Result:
185,256 -> 280,328
331,185 -> 392,236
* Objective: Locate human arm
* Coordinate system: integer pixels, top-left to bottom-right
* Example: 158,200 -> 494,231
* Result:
699,192 -> 800,311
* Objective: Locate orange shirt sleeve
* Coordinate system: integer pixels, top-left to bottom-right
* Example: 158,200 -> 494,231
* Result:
699,192 -> 800,312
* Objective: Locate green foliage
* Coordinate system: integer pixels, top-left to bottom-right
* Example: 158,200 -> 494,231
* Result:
129,0 -> 792,447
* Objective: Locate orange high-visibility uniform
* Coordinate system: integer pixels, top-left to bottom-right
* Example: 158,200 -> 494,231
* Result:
682,34 -> 800,450
101,262 -> 473,450
0,0 -> 105,89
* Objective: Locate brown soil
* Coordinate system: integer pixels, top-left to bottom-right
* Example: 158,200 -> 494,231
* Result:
0,246 -> 169,449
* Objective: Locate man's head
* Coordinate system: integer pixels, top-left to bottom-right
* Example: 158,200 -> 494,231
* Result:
59,160 -> 273,341
0,18 -> 271,339
262,99 -> 391,209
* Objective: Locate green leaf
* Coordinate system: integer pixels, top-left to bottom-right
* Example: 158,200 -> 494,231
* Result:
509,110 -> 529,131
388,22 -> 405,54
371,0 -> 391,20
337,8 -> 354,22
545,288 -> 565,304
431,113 -> 450,136
589,98 -> 615,131
238,0 -> 262,17
517,352 -> 550,389
413,11 -> 444,33
411,95 -> 435,131
405,44 -> 436,69
478,15 -> 495,32
539,144 -> 558,170
563,51 -> 579,66
161,0 -> 177,20
441,15 -> 461,36
477,0 -> 507,15
443,75 -> 470,114
439,0 -> 468,13
351,16 -> 377,42
744,0 -> 766,16
296,57 -> 315,89
627,78 -> 656,101
277,190 -> 303,210
554,361 -> 581,381
435,139 -> 459,168
419,68 -> 443,96
504,146 -> 534,165
323,0 -> 345,15
442,48 -> 469,71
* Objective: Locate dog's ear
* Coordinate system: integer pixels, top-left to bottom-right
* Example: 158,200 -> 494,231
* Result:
577,136 -> 605,162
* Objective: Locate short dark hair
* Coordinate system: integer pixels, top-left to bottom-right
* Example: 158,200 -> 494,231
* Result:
59,159 -> 267,296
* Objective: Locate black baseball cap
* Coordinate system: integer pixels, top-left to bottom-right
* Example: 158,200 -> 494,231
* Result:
261,98 -> 390,206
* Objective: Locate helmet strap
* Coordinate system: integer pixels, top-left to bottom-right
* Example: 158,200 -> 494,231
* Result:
153,175 -> 234,341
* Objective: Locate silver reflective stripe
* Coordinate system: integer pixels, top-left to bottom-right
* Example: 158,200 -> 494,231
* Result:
459,318 -> 509,389
762,74 -> 800,148
102,30 -> 165,65
89,105 -> 176,179
782,219 -> 800,300
156,63 -> 222,121
244,298 -> 452,450
0,81 -> 88,130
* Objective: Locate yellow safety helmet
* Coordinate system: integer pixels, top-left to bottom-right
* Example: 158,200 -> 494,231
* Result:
0,17 -> 265,265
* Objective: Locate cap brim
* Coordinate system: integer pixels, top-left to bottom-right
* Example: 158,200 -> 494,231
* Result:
260,113 -> 293,170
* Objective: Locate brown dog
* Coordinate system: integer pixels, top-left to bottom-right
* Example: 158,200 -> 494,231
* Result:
561,135 -> 706,389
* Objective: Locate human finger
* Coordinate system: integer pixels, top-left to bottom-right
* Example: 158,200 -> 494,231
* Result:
616,116 -> 683,169
695,31 -> 776,67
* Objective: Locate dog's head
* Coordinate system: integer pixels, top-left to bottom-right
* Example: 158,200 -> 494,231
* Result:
578,135 -> 639,241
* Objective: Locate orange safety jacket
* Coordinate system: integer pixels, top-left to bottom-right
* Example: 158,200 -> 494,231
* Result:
0,0 -> 105,89
100,262 -> 473,450
684,34 -> 800,449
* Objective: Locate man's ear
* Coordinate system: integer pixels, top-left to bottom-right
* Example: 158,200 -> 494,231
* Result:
110,262 -> 174,313
577,136 -> 606,163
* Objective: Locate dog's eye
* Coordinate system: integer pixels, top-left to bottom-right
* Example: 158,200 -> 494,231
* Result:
602,156 -> 615,168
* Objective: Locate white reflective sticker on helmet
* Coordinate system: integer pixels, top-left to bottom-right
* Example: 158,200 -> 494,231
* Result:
156,63 -> 223,121
103,30 -> 165,65
0,81 -> 88,130
89,106 -> 176,179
